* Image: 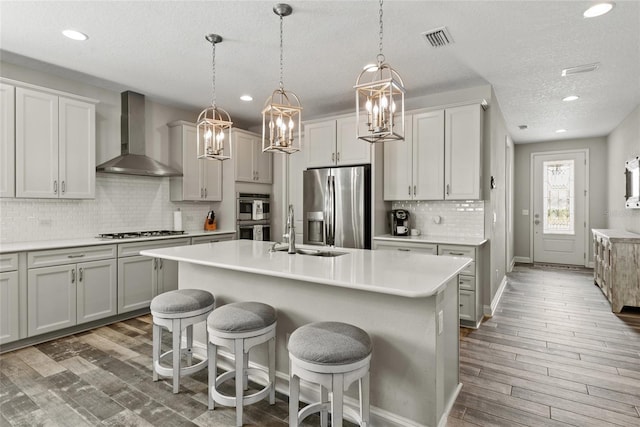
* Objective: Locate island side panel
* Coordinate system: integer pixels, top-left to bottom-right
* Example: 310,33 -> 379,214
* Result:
179,261 -> 459,426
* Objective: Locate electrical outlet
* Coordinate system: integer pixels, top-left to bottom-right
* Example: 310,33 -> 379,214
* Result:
438,310 -> 444,335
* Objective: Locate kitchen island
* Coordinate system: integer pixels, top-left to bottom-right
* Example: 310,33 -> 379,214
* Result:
141,240 -> 472,427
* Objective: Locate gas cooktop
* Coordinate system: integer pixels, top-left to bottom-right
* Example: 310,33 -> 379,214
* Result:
97,230 -> 186,239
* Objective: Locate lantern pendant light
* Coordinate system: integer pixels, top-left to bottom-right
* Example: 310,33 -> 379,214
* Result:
262,3 -> 302,154
197,34 -> 233,161
354,0 -> 405,143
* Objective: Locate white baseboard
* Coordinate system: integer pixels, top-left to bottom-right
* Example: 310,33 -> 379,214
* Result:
438,382 -> 463,427
508,257 -> 516,272
191,341 -> 431,427
484,275 -> 508,317
513,256 -> 531,264
587,261 -> 594,268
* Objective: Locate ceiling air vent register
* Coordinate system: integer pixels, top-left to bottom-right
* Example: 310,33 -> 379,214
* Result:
422,26 -> 454,48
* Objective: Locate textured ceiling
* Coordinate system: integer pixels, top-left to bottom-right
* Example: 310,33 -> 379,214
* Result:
1,0 -> 638,144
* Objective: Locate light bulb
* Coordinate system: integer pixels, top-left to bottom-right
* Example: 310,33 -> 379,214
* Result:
205,129 -> 212,140
288,118 -> 294,129
391,101 -> 396,113
276,116 -> 282,127
381,96 -> 388,109
365,99 -> 372,112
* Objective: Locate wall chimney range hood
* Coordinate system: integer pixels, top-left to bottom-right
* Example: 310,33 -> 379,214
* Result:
96,91 -> 182,177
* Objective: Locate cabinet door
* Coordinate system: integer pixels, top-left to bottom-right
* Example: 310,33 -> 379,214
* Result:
77,259 -> 117,324
459,290 -> 475,322
0,83 -> 15,198
118,255 -> 157,314
384,115 -> 413,201
16,87 -> 59,198
413,110 -> 445,200
0,271 -> 19,344
59,97 -> 95,199
202,157 -> 222,201
234,131 -> 256,182
445,104 -> 482,200
305,121 -> 336,168
336,117 -> 370,166
255,145 -> 273,184
27,265 -> 76,336
157,258 -> 179,294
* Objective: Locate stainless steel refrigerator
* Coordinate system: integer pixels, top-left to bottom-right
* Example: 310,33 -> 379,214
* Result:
303,165 -> 371,249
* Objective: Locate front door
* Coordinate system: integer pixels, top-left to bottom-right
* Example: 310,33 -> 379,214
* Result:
532,151 -> 587,265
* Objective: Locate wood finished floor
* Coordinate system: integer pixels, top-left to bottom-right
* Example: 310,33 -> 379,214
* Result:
1,264 -> 639,426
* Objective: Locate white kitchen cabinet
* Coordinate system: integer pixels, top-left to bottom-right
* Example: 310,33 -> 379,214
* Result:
0,83 -> 15,198
26,245 -> 117,336
169,121 -> 222,201
191,233 -> 236,244
234,129 -> 272,183
15,86 -> 96,199
384,104 -> 482,201
444,104 -> 483,200
117,238 -> 189,314
305,116 -> 370,168
0,253 -> 19,344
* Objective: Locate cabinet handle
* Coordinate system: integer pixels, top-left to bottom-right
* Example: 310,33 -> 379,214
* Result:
408,186 -> 411,196
460,304 -> 464,307
204,188 -> 207,198
449,252 -> 465,256
53,180 -> 58,194
332,153 -> 335,163
67,254 -> 85,258
398,248 -> 410,252
61,181 -> 66,194
414,185 -> 416,196
446,184 -> 450,196
153,258 -> 158,270
79,268 -> 83,282
200,188 -> 204,198
158,259 -> 163,269
71,269 -> 76,283
337,152 -> 340,162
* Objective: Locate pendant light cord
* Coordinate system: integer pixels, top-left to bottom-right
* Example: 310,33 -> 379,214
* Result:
377,0 -> 385,64
211,40 -> 217,107
279,13 -> 284,90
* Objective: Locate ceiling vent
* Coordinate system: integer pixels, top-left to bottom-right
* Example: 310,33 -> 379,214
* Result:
422,26 -> 454,48
561,62 -> 600,77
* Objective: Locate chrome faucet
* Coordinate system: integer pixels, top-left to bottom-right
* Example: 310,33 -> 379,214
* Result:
284,204 -> 296,254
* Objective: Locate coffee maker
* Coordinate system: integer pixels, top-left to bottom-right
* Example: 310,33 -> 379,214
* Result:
390,209 -> 410,236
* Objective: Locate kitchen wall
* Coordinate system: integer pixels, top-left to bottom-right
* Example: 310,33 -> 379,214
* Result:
607,104 -> 640,233
390,200 -> 484,238
513,137 -> 608,263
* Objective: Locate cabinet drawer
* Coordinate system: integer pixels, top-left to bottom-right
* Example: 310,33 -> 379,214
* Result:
458,275 -> 476,291
191,234 -> 235,245
118,238 -> 190,257
28,245 -> 116,268
0,253 -> 19,272
459,290 -> 475,322
373,241 -> 437,254
438,245 -> 476,260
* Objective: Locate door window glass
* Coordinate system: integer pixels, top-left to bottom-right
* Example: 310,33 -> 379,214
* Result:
543,159 -> 575,234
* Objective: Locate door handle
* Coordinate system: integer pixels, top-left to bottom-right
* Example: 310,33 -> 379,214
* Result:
534,219 -> 540,225
61,181 -> 66,194
446,184 -> 450,196
53,180 -> 58,194
79,268 -> 83,282
71,269 -> 75,283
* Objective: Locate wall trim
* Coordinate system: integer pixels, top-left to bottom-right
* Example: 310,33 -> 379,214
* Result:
484,275 -> 508,317
509,256 -> 516,272
514,256 -> 532,264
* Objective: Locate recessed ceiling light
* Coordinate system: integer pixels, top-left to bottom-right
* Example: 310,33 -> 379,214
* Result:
556,129 -> 567,133
62,29 -> 88,41
240,95 -> 253,102
562,95 -> 580,102
584,2 -> 615,18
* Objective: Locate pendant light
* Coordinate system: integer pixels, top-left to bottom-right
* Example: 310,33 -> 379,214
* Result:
354,0 -> 405,143
197,34 -> 232,161
262,3 -> 302,154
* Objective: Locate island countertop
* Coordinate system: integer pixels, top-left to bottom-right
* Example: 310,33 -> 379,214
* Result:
141,239 -> 472,298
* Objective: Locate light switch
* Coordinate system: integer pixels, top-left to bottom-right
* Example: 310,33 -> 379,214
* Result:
522,209 -> 529,216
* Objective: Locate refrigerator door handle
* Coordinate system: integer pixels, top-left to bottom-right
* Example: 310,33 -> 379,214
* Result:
325,175 -> 332,245
330,175 -> 336,245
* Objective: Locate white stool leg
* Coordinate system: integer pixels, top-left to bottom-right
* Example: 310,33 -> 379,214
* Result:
268,337 -> 275,405
289,373 -> 300,427
360,372 -> 370,426
331,374 -> 344,427
320,386 -> 329,427
234,339 -> 244,427
152,323 -> 161,382
186,324 -> 193,366
208,341 -> 216,410
172,319 -> 181,394
243,352 -> 249,391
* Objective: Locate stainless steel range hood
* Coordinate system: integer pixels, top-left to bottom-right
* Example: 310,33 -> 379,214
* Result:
96,91 -> 182,177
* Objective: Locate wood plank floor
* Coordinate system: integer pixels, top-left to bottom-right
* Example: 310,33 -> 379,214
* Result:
1,264 -> 639,426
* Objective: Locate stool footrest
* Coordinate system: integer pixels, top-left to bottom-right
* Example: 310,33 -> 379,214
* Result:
155,348 -> 208,378
211,368 -> 272,407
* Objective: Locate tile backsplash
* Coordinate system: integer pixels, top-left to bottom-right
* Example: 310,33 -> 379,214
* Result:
0,175 -> 217,243
391,200 -> 485,238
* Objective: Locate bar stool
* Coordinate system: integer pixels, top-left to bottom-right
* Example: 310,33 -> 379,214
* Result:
288,321 -> 372,427
207,301 -> 277,427
150,289 -> 215,394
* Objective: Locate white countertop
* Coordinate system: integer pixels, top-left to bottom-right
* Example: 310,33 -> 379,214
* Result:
374,234 -> 488,246
592,229 -> 640,243
0,229 -> 236,254
141,240 -> 472,299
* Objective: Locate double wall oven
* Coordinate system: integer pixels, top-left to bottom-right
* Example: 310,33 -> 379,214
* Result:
236,192 -> 271,241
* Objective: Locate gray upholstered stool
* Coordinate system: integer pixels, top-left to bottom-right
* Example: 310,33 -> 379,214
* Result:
150,289 -> 215,394
288,321 -> 372,427
207,301 -> 277,427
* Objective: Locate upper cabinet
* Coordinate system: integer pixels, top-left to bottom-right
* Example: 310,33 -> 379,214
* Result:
384,103 -> 483,201
0,83 -> 15,198
305,116 -> 371,168
234,129 -> 272,184
15,86 -> 96,199
168,121 -> 222,202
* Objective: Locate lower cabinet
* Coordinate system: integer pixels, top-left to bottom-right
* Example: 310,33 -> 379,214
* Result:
26,245 -> 117,337
117,238 -> 189,314
373,240 -> 437,254
0,253 -> 20,344
191,233 -> 236,245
